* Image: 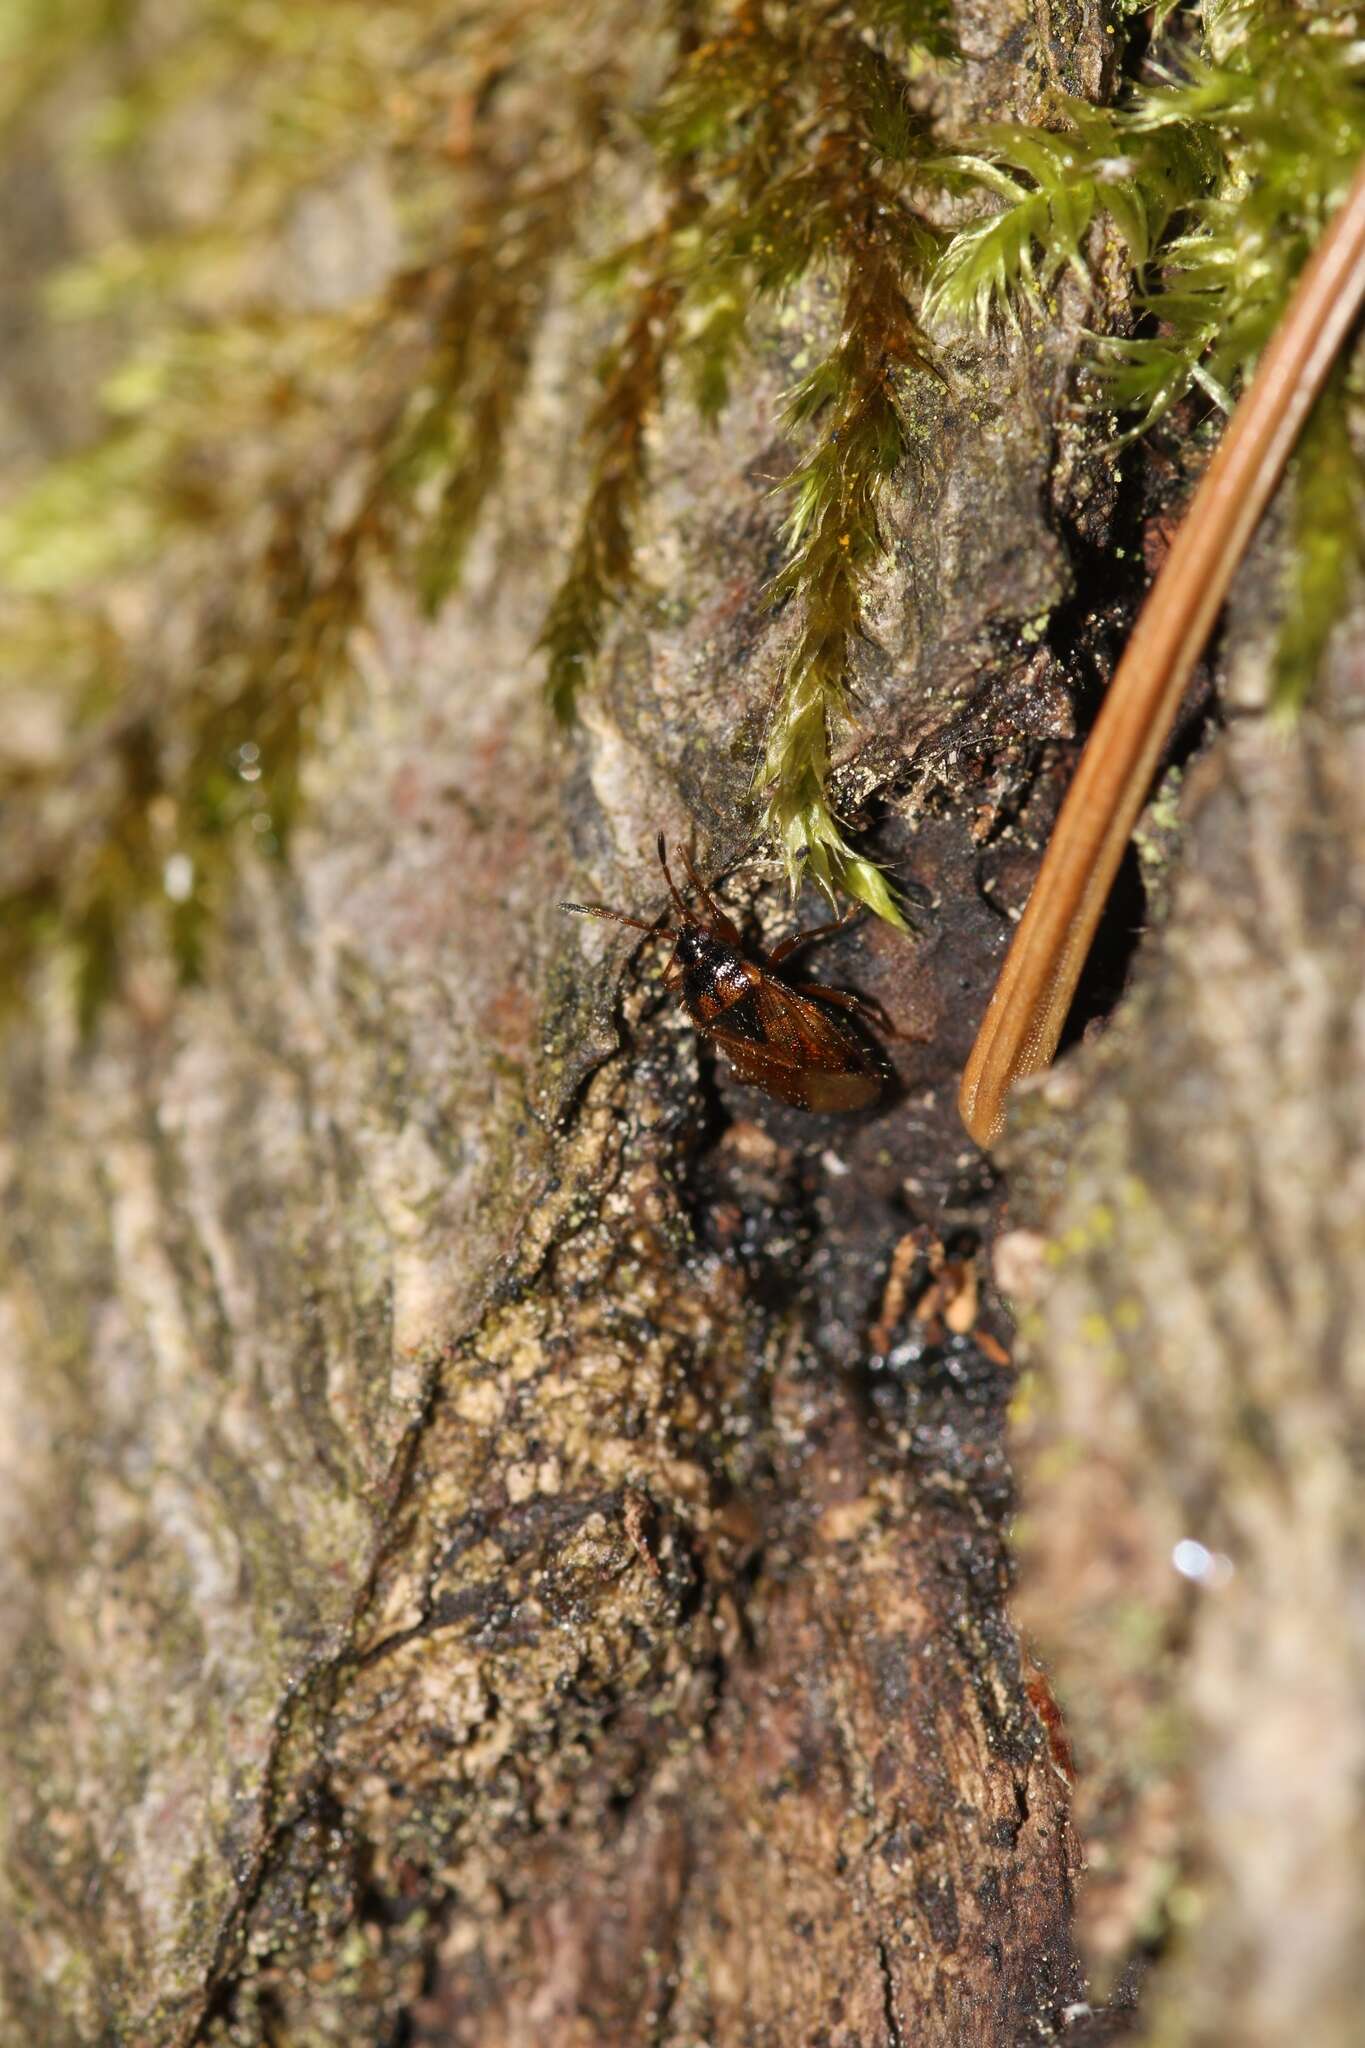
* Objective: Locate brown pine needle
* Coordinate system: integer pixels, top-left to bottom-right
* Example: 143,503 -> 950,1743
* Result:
959,152 -> 1365,1148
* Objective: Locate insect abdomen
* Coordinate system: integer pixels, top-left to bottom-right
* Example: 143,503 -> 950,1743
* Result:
793,1068 -> 881,1111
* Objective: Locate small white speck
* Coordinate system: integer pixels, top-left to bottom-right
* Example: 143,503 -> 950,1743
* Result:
821,1149 -> 851,1176
163,853 -> 194,902
1172,1539 -> 1234,1588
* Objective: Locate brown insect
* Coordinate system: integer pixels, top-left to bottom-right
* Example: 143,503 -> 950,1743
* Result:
561,835 -> 893,1112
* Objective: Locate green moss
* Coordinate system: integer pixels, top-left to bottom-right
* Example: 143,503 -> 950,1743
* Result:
929,4 -> 1365,401
0,0 -> 623,1012
539,0 -> 952,912
1272,357 -> 1365,717
4,0 -> 1362,1013
926,0 -> 1365,712
540,260 -> 684,724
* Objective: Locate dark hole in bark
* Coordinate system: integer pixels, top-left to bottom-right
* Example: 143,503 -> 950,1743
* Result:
1053,648 -> 1218,1060
1055,839 -> 1149,1056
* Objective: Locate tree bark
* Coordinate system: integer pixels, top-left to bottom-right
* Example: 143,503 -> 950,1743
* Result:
2,6 -> 1360,2048
1008,549 -> 1365,2048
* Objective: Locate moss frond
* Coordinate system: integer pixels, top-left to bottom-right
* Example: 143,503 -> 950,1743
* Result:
0,0 -> 950,1006
394,171 -> 590,615
757,246 -> 934,920
927,0 -> 1365,711
0,429 -> 167,592
0,0 -> 129,133
0,0 -> 632,1012
925,110 -> 1212,334
12,0 -> 1360,1017
540,267 -> 683,724
542,0 -> 952,916
928,4 -> 1365,422
1272,362 -> 1365,720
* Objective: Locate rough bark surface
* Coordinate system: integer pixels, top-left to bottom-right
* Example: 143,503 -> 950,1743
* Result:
2,6 -> 1359,2048
1007,563 -> 1365,2048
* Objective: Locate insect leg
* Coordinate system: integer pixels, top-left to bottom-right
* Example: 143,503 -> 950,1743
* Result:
798,981 -> 900,1037
766,903 -> 862,967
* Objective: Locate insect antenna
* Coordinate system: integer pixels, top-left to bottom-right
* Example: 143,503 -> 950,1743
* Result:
677,844 -> 731,928
654,834 -> 695,924
670,836 -> 743,946
559,900 -> 676,940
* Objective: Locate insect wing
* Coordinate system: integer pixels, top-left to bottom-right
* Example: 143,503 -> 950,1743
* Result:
711,1035 -> 818,1108
715,1035 -> 881,1111
707,980 -> 882,1111
749,979 -> 870,1067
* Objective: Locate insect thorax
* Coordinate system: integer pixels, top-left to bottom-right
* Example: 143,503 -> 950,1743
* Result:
672,926 -> 756,1023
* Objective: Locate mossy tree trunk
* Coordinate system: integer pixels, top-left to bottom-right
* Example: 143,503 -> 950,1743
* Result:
2,7 -> 1361,2048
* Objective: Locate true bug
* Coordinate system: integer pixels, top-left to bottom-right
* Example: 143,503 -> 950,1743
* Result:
561,835 -> 893,1112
